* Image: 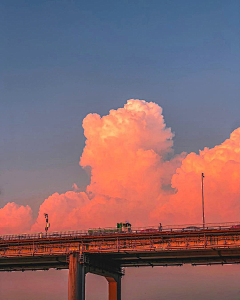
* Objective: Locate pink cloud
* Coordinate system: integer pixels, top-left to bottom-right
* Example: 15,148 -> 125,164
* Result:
1,100 -> 240,235
0,202 -> 33,234
152,128 -> 240,225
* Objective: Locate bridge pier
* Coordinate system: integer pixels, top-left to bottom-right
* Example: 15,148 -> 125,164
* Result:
68,253 -> 85,300
106,276 -> 121,300
68,253 -> 123,300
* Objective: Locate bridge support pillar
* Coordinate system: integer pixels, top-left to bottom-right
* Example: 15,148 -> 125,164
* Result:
68,253 -> 123,300
106,276 -> 121,300
68,253 -> 85,300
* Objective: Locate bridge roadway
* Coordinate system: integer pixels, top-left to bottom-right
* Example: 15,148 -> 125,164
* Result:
1,224 -> 240,300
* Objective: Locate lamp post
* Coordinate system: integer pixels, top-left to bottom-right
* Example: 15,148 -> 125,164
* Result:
44,213 -> 50,235
201,173 -> 205,229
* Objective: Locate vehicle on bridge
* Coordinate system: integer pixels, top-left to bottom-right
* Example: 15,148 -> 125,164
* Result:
117,222 -> 132,232
88,222 -> 131,235
182,226 -> 202,232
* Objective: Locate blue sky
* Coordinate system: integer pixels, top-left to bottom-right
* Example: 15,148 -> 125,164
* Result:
1,0 -> 239,207
0,1 -> 240,298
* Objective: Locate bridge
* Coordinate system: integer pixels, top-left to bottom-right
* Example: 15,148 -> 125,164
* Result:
1,222 -> 240,300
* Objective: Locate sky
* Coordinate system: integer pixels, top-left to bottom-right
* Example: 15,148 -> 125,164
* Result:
0,0 -> 240,299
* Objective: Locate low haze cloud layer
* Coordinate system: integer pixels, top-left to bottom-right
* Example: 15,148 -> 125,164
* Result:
1,100 -> 240,234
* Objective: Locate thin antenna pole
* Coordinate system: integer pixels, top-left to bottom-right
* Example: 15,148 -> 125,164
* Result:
202,173 -> 205,229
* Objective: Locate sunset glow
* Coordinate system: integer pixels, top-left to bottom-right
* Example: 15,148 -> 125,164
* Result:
1,100 -> 239,234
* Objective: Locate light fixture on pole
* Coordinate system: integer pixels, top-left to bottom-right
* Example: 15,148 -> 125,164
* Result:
44,213 -> 50,235
201,173 -> 205,229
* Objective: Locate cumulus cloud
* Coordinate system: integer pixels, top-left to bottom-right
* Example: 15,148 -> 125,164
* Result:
31,191 -> 89,232
1,99 -> 240,234
0,203 -> 33,234
30,99 -> 181,232
152,128 -> 240,224
80,99 -> 180,203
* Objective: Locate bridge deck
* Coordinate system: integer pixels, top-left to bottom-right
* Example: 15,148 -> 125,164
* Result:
1,227 -> 240,271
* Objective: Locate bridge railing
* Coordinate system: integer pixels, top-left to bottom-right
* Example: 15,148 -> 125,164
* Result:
0,221 -> 240,242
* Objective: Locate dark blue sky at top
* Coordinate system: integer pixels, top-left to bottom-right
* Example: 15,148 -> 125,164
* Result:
0,0 -> 239,210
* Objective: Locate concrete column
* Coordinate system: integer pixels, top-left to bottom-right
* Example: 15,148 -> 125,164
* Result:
106,276 -> 121,300
68,253 -> 85,300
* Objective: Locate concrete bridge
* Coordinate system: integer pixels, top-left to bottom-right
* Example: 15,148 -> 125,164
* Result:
1,223 -> 240,300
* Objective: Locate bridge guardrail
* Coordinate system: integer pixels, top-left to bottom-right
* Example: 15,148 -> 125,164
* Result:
1,222 -> 240,242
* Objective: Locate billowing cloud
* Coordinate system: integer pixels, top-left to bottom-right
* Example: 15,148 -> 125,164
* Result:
0,203 -> 33,234
80,99 -> 181,205
1,100 -> 240,235
31,99 -> 181,232
31,191 -> 89,232
152,128 -> 240,225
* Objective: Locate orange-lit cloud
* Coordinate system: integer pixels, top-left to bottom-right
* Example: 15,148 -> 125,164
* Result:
152,128 -> 240,225
1,100 -> 240,235
31,191 -> 89,232
0,203 -> 33,234
79,100 -> 183,223
31,99 -> 181,232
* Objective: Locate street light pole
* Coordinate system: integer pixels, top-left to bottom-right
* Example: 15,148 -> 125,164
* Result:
201,173 -> 205,229
44,213 -> 50,235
